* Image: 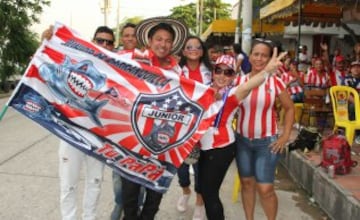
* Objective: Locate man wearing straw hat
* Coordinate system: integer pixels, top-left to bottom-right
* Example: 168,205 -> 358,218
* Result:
120,17 -> 189,220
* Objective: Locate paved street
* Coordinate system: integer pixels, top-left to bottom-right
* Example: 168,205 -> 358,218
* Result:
0,97 -> 327,220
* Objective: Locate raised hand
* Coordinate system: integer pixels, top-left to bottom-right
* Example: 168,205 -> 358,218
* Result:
41,25 -> 54,42
264,47 -> 288,75
320,42 -> 328,51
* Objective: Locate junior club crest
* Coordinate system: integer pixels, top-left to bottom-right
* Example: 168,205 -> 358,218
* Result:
131,88 -> 203,154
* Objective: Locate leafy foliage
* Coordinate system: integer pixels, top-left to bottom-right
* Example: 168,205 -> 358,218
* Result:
169,0 -> 232,35
0,0 -> 49,87
120,16 -> 144,26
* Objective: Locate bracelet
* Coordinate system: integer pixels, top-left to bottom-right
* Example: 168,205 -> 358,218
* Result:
263,72 -> 271,80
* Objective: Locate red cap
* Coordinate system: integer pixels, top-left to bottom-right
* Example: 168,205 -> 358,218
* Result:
215,55 -> 235,70
335,55 -> 345,62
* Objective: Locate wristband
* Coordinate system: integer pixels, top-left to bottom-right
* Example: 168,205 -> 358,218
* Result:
263,72 -> 271,80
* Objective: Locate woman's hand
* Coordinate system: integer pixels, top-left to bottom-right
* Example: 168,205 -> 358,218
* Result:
264,47 -> 288,75
269,134 -> 288,154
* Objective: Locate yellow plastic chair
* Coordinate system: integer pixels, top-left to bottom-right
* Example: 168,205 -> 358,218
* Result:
279,103 -> 304,125
232,173 -> 241,203
329,86 -> 360,146
294,103 -> 304,124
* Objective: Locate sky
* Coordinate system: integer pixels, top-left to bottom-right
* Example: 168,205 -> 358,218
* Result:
31,0 -> 238,40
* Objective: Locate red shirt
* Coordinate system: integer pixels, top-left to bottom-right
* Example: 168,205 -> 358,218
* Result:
200,87 -> 239,150
182,63 -> 212,85
329,68 -> 346,86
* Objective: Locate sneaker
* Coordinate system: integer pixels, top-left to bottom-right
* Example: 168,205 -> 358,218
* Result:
189,165 -> 194,175
177,194 -> 190,212
192,205 -> 205,220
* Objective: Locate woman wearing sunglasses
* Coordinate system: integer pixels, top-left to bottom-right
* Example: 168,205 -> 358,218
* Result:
235,39 -> 294,220
175,36 -> 213,220
198,45 -> 288,220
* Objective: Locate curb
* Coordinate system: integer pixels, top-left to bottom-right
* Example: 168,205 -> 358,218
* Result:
280,150 -> 360,220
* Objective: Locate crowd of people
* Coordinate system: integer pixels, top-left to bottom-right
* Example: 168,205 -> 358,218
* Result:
277,40 -> 360,131
41,15 -> 360,220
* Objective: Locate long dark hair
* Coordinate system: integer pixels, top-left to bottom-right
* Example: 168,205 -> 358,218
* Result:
232,43 -> 244,55
178,36 -> 213,71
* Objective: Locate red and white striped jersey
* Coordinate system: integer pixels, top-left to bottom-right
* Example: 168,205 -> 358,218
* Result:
132,49 -> 182,75
236,75 -> 286,139
281,71 -> 304,95
305,68 -> 329,88
200,87 -> 239,150
182,62 -> 239,150
182,63 -> 212,85
277,64 -> 288,77
328,69 -> 346,86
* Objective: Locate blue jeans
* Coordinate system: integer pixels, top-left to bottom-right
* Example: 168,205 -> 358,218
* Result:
235,134 -> 280,183
177,162 -> 200,193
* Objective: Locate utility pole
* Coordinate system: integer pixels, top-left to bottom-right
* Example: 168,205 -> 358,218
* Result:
199,0 -> 204,36
100,0 -> 111,26
115,0 -> 120,47
234,0 -> 242,44
196,0 -> 200,36
296,0 -> 303,61
241,0 -> 252,54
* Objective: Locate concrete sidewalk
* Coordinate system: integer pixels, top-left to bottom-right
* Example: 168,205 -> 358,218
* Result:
0,97 -> 326,220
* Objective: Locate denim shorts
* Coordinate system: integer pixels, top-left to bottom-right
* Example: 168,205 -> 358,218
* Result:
235,134 -> 280,183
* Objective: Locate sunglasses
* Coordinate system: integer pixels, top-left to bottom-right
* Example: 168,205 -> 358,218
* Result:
214,66 -> 235,77
94,38 -> 114,46
185,45 -> 203,51
254,38 -> 274,47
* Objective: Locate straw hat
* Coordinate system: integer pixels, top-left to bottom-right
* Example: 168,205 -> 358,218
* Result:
135,17 -> 188,55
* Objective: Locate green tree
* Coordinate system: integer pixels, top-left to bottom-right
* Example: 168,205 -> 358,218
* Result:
120,16 -> 144,26
169,0 -> 231,35
0,0 -> 49,91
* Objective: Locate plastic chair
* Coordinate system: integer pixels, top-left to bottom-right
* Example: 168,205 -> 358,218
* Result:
329,86 -> 360,146
279,103 -> 304,125
232,173 -> 241,203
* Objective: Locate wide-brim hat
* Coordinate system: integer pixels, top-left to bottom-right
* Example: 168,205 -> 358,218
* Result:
135,17 -> 188,55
